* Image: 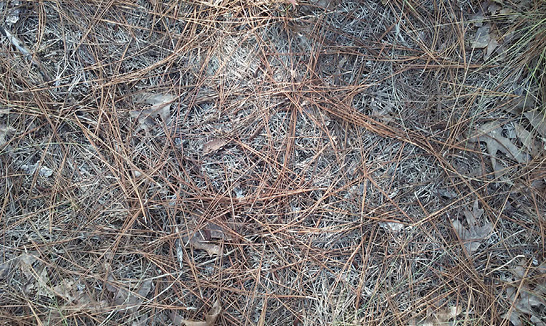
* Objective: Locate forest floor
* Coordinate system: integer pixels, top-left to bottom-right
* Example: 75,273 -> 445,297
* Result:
1,0 -> 545,325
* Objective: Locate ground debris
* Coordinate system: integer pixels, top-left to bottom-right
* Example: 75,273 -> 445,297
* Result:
171,300 -> 221,326
452,199 -> 492,254
409,306 -> 462,326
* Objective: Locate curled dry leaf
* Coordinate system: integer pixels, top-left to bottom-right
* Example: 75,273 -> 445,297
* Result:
184,234 -> 222,257
180,300 -> 221,326
502,261 -> 546,326
379,221 -> 405,233
106,274 -> 153,313
21,163 -> 54,177
130,93 -> 176,134
452,199 -> 492,254
202,138 -> 228,155
409,306 -> 462,326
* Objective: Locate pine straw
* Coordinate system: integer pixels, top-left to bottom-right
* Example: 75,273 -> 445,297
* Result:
0,0 -> 545,325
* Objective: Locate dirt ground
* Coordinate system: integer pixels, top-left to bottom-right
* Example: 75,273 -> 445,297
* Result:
1,0 -> 545,325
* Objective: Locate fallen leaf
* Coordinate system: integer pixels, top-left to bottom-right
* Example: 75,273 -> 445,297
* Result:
503,284 -> 545,326
472,25 -> 491,49
181,300 -> 221,326
452,200 -> 492,254
106,275 -> 153,313
20,163 -> 54,177
0,258 -> 17,279
469,122 -> 530,179
131,93 -> 176,134
470,23 -> 500,60
52,279 -> 76,302
514,123 -> 541,157
35,266 -> 54,298
485,33 -> 499,60
0,125 -> 15,147
379,221 -> 405,233
409,306 -> 462,326
185,235 -> 222,256
523,109 -> 546,138
502,260 -> 546,325
202,139 -> 228,155
19,253 -> 38,279
287,0 -> 298,6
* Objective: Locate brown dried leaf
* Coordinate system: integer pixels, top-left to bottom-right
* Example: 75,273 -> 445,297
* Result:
53,279 -> 76,302
502,261 -> 546,326
409,306 -> 462,326
452,200 -> 492,253
181,300 -> 221,326
188,236 -> 222,256
131,93 -> 176,134
469,122 -> 530,179
106,275 -> 153,312
18,253 -> 38,279
503,284 -> 546,326
202,139 -> 228,155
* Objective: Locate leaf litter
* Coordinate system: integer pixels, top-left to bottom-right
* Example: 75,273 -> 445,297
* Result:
468,121 -> 530,180
451,199 -> 492,254
502,261 -> 546,326
105,273 -> 154,313
171,300 -> 222,326
409,306 -> 462,326
130,93 -> 176,135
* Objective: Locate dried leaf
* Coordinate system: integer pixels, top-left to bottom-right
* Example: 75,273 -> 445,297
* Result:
502,260 -> 546,325
187,236 -> 222,256
379,221 -> 404,232
469,122 -> 530,179
452,200 -> 492,253
472,25 -> 491,49
20,163 -> 54,177
434,306 -> 462,321
0,125 -> 15,147
19,253 -> 38,279
202,139 -> 228,155
514,123 -> 541,157
0,258 -> 17,279
206,223 -> 230,240
523,109 -> 546,138
137,279 -> 153,298
52,279 -> 76,302
181,300 -> 221,326
131,93 -> 176,134
504,284 -> 546,326
106,275 -> 153,312
287,0 -> 298,6
484,34 -> 499,60
35,266 -> 54,298
409,306 -> 462,326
